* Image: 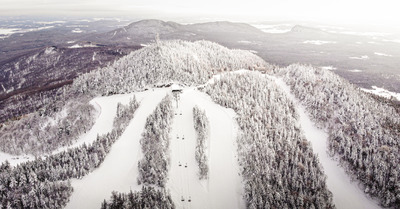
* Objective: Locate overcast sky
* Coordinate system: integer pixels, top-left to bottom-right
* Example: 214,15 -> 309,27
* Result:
1,0 -> 399,26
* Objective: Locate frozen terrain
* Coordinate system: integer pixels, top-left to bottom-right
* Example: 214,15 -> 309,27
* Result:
66,88 -> 168,209
167,88 -> 244,209
274,77 -> 381,209
0,93 -> 133,166
361,86 -> 400,101
303,40 -> 337,45
66,86 -> 243,209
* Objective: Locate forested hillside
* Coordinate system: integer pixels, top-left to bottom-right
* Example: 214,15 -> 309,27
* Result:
205,72 -> 334,208
0,96 -> 139,208
280,65 -> 400,207
70,40 -> 266,96
2,39 -> 399,208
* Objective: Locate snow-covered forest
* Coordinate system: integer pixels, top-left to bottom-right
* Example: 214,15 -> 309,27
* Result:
193,106 -> 210,180
279,64 -> 400,207
0,96 -> 139,208
0,100 -> 96,155
138,95 -> 174,187
205,72 -> 334,208
100,187 -> 174,209
2,39 -> 400,208
1,40 -> 264,157
70,40 -> 266,97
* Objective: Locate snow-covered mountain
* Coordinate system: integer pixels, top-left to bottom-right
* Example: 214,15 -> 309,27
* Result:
0,40 -> 399,209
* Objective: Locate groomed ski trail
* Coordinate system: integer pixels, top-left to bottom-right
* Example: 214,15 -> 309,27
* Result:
65,88 -> 169,209
167,88 -> 245,209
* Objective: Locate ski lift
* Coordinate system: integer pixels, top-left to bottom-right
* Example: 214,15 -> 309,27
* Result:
181,196 -> 185,201
185,163 -> 187,168
188,196 -> 191,202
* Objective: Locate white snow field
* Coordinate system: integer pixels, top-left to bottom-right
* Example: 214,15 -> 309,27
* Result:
274,78 -> 381,209
361,86 -> 400,101
66,88 -> 169,209
167,88 -> 244,209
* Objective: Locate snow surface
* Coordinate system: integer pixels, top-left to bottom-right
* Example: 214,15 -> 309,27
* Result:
71,28 -> 84,33
52,94 -> 135,155
361,86 -> 400,101
0,28 -> 20,35
274,77 -> 381,209
68,43 -> 98,48
303,40 -> 337,45
66,88 -> 169,209
383,39 -> 400,44
349,55 -> 369,60
349,69 -> 363,73
251,24 -> 292,33
0,26 -> 54,39
0,93 -> 134,166
320,66 -> 337,71
374,52 -> 392,57
237,40 -> 252,44
65,86 -> 244,209
167,88 -> 244,209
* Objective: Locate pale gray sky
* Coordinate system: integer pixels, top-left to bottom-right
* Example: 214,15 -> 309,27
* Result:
1,0 -> 399,26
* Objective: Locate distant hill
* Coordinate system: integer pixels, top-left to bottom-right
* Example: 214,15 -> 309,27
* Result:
89,19 -> 265,44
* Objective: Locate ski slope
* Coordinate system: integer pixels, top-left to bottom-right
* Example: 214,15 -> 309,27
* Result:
65,88 -> 169,209
167,88 -> 244,209
0,92 -> 136,166
274,77 -> 381,209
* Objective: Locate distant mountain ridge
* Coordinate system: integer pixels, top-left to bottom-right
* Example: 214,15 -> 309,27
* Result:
90,19 -> 265,44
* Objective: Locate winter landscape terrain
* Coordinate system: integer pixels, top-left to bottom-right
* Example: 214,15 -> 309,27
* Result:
0,15 -> 400,209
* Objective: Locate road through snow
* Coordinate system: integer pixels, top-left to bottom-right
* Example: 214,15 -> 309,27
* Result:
274,77 -> 381,209
66,88 -> 169,209
167,88 -> 244,209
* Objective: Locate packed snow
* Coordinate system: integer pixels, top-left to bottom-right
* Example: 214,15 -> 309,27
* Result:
361,86 -> 400,101
303,40 -> 337,45
167,88 -> 244,209
66,88 -> 169,209
349,69 -> 363,72
274,77 -> 381,209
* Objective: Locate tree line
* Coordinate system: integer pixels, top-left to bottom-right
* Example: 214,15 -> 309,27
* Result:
138,95 -> 174,187
193,106 -> 209,180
